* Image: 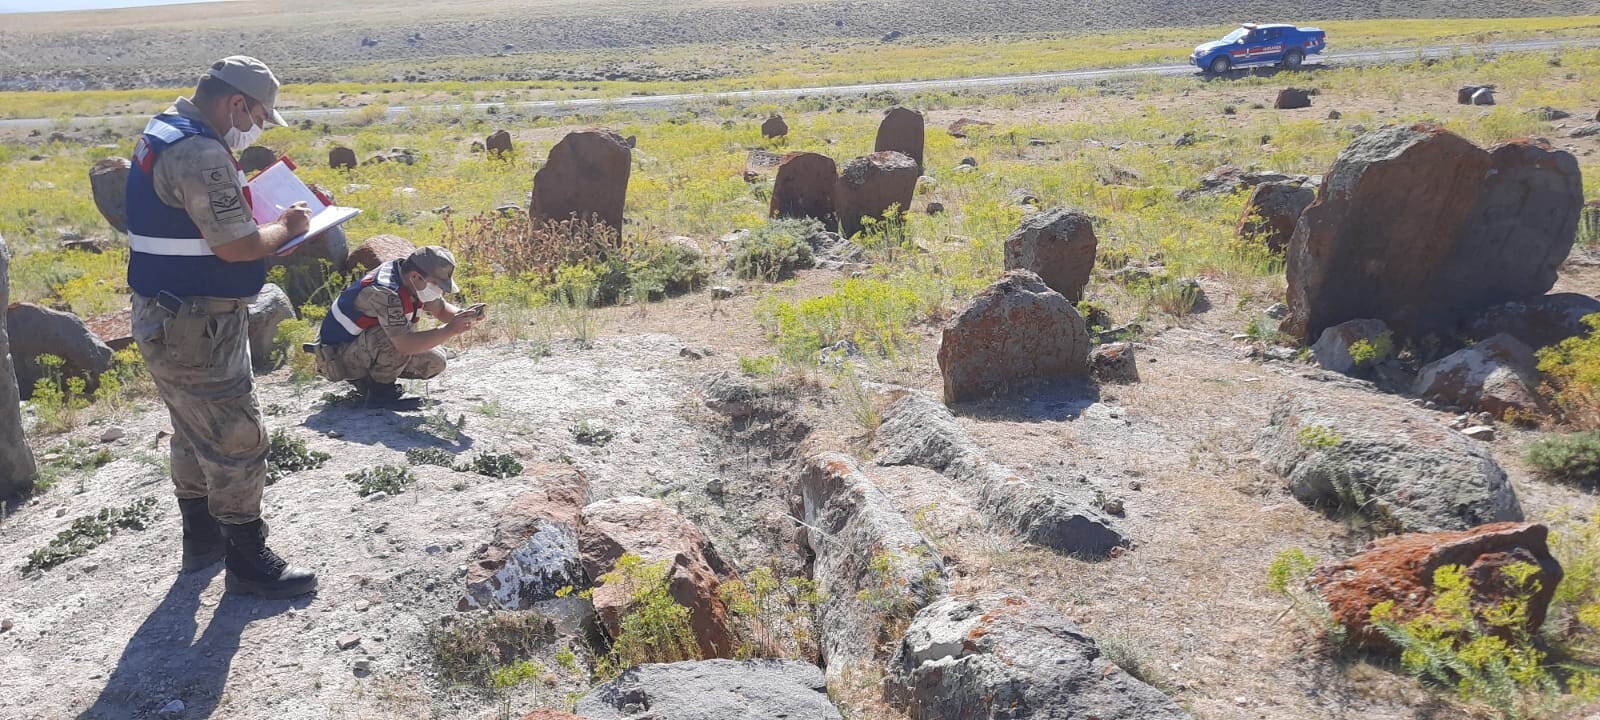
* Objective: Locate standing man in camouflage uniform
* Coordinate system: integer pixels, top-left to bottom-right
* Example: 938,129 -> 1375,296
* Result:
311,246 -> 484,408
126,56 -> 317,598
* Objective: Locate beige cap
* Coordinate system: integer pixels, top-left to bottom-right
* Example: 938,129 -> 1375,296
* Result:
208,56 -> 286,127
407,246 -> 460,293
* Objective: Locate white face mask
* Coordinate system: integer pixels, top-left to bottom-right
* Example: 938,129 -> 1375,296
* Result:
224,104 -> 264,152
417,282 -> 444,303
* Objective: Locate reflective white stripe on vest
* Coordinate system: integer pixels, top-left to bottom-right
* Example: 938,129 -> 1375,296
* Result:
128,233 -> 215,257
329,298 -> 364,336
143,117 -> 186,144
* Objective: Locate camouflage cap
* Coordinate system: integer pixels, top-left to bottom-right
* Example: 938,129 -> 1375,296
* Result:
406,246 -> 460,293
208,56 -> 286,127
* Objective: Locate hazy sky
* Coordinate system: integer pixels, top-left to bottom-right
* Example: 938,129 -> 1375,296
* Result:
0,0 -> 238,12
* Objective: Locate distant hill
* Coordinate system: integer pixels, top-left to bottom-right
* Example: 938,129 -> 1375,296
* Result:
0,0 -> 1594,89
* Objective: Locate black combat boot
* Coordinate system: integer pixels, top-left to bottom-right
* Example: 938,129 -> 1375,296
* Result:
363,380 -> 421,410
177,497 -> 225,572
220,519 -> 319,599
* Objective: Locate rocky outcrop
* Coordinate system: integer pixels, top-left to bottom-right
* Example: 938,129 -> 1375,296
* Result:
1465,293 -> 1600,350
1309,523 -> 1562,652
328,146 -> 357,170
835,151 -> 919,237
1311,318 -> 1391,375
89,158 -> 130,233
1275,88 -> 1313,110
938,271 -> 1090,403
769,152 -> 837,226
0,235 -> 37,500
347,234 -> 415,273
1236,181 -> 1315,254
885,594 -> 1192,720
874,394 -> 1129,556
246,284 -> 295,371
760,115 -> 788,139
461,465 -> 592,633
238,146 -> 276,174
578,496 -> 736,659
531,129 -> 632,232
1413,334 -> 1546,417
485,129 -> 513,156
575,659 -> 842,720
1002,208 -> 1098,302
1282,126 -> 1581,342
6,303 -> 113,401
875,107 -> 925,168
1091,342 -> 1139,384
1256,393 -> 1522,533
1179,166 -> 1300,200
795,453 -> 945,678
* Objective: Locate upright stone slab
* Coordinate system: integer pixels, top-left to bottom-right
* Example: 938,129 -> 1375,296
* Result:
347,234 -> 415,274
238,146 -> 276,174
835,151 -> 919,238
486,129 -> 513,156
246,284 -> 296,371
938,271 -> 1090,403
0,234 -> 37,500
89,158 -> 130,233
1282,126 -> 1580,341
760,115 -> 788,139
6,304 -> 113,401
328,146 -> 357,170
531,128 -> 632,233
1002,208 -> 1098,302
875,107 -> 925,168
769,152 -> 837,226
1237,181 -> 1315,254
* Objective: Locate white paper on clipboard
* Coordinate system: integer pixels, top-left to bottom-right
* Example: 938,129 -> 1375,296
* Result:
246,159 -> 361,256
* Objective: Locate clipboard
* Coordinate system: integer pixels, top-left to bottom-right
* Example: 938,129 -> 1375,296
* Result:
246,157 -> 362,255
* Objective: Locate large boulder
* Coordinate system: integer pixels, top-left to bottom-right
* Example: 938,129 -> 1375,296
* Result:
884,594 -> 1192,720
6,303 -> 113,401
938,270 -> 1090,403
461,465 -> 592,632
531,128 -> 632,233
238,146 -> 276,174
1256,393 -> 1522,533
1309,523 -> 1562,652
1002,208 -> 1097,302
1275,88 -> 1313,110
1236,181 -> 1315,254
1311,318 -> 1391,375
1282,126 -> 1581,342
485,129 -> 513,156
0,235 -> 37,500
575,659 -> 842,720
1413,334 -> 1546,417
328,146 -> 357,170
347,234 -> 415,274
874,107 -> 925,168
1465,293 -> 1600,350
89,158 -> 130,233
769,152 -> 837,226
795,453 -> 945,677
246,284 -> 295,371
578,497 -> 736,659
760,115 -> 788,139
835,151 -> 919,238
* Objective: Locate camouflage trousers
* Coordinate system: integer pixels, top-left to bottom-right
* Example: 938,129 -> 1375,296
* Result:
131,293 -> 267,525
315,328 -> 446,385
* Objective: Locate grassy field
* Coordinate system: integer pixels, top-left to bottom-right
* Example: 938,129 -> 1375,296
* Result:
3,17 -> 1600,120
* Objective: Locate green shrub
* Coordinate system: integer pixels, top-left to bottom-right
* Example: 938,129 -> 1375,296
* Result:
429,611 -> 556,688
571,417 -> 615,446
1525,432 -> 1600,487
406,446 -> 457,468
24,497 -> 156,573
347,465 -> 416,496
755,277 -> 926,365
1266,548 -> 1347,644
29,354 -> 89,434
738,355 -> 779,377
595,554 -> 702,677
273,317 -> 319,381
1536,314 -> 1600,428
1296,425 -> 1343,451
716,566 -> 825,661
462,451 -> 523,479
265,430 -> 331,485
730,219 -> 817,281
1349,332 -> 1394,367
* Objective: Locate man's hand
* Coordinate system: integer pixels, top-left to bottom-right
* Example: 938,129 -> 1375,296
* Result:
445,313 -> 480,336
455,303 -> 488,321
278,201 -> 312,239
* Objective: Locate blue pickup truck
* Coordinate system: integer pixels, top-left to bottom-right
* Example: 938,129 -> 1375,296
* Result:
1192,23 -> 1327,74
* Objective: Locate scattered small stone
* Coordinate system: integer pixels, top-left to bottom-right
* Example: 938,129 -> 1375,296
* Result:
354,600 -> 371,612
158,699 -> 185,718
1265,303 -> 1289,319
55,507 -> 66,518
926,201 -> 945,215
327,431 -> 343,439
710,286 -> 736,300
1101,498 -> 1126,516
353,658 -> 372,674
1,618 -> 13,632
1462,425 -> 1496,442
99,426 -> 126,443
337,633 -> 362,650
679,347 -> 714,360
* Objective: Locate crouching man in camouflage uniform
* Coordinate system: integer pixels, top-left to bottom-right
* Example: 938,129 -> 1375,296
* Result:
126,57 -> 317,598
310,246 -> 484,408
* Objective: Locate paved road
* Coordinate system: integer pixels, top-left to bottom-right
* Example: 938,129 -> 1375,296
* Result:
3,37 -> 1594,130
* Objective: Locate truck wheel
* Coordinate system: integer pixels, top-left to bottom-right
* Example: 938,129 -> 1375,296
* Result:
1283,49 -> 1304,69
1208,56 -> 1231,75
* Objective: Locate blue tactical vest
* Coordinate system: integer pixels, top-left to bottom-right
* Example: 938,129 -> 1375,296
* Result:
125,112 -> 265,299
317,260 -> 423,346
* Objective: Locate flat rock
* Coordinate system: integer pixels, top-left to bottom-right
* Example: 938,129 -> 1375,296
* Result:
6,303 -> 113,400
1464,293 -> 1600,350
576,659 -> 842,720
1413,334 -> 1546,417
460,465 -> 592,632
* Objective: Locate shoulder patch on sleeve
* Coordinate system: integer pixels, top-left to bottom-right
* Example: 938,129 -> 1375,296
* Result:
206,187 -> 247,224
382,293 -> 409,327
